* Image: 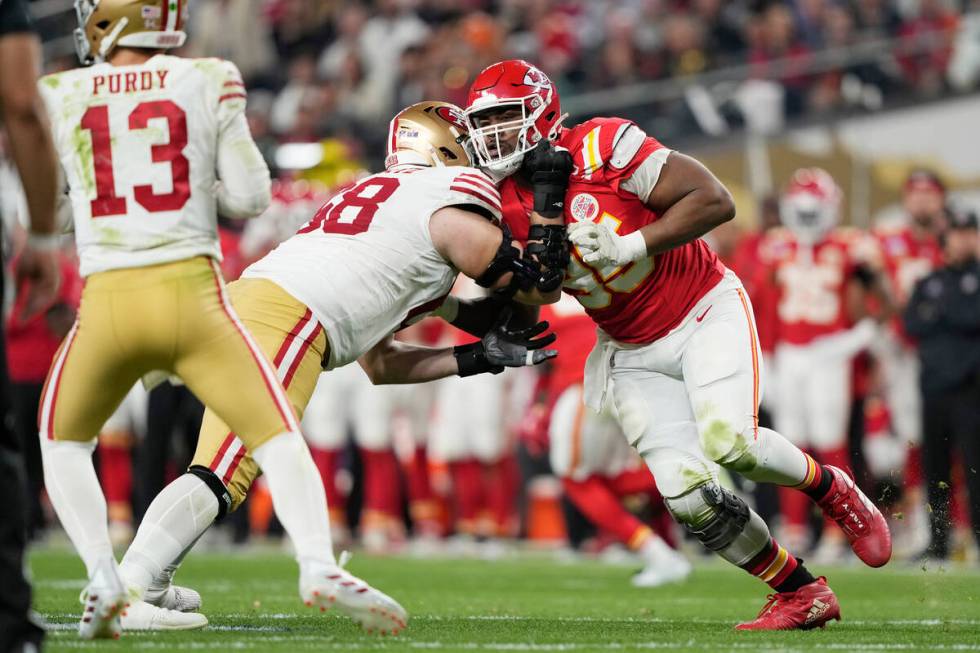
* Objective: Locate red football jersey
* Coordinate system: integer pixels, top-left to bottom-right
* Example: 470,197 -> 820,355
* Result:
539,295 -> 597,400
758,227 -> 877,346
874,224 -> 943,304
500,117 -> 725,344
874,223 -> 943,342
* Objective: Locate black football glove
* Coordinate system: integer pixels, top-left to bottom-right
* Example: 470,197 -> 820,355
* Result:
454,308 -> 558,377
525,223 -> 569,292
520,140 -> 574,218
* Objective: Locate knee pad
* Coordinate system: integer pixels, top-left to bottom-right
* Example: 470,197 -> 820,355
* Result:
665,483 -> 749,552
188,465 -> 233,521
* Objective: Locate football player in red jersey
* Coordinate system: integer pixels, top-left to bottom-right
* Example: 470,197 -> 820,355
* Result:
464,60 -> 891,630
871,169 -> 946,554
757,169 -> 892,563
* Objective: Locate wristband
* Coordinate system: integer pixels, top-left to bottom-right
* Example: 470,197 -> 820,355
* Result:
453,342 -> 503,377
621,230 -> 648,263
532,171 -> 568,218
27,232 -> 61,252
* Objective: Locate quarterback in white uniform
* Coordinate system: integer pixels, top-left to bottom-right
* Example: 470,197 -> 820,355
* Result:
117,101 -> 560,630
36,0 -> 369,639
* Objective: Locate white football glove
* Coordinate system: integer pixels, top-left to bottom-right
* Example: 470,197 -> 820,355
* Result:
568,221 -> 647,268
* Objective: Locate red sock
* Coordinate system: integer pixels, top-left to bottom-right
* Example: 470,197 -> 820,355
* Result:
741,537 -> 812,592
406,446 -> 440,534
649,503 -> 678,549
778,485 -> 811,529
360,448 -> 402,521
406,446 -> 433,505
449,459 -> 484,534
794,453 -> 834,502
98,440 -> 132,516
562,475 -> 648,547
905,445 -> 923,488
484,456 -> 519,537
310,446 -> 344,509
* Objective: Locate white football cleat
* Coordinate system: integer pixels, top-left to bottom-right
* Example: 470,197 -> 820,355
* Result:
145,583 -> 202,613
120,587 -> 207,631
300,553 -> 407,635
631,538 -> 693,588
78,559 -> 127,640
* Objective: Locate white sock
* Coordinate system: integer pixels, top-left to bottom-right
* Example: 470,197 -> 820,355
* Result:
41,439 -> 114,578
736,427 -> 810,488
251,431 -> 335,570
119,474 -> 218,596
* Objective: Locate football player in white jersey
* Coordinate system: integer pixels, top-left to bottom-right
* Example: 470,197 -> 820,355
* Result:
116,100 -> 560,630
37,0 -> 400,639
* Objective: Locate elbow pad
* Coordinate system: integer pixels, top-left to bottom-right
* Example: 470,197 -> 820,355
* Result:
475,224 -> 542,297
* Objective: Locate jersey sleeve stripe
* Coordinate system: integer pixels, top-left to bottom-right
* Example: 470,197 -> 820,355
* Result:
223,80 -> 245,88
451,180 -> 501,204
450,184 -> 501,210
219,92 -> 247,103
456,173 -> 498,195
452,177 -> 501,201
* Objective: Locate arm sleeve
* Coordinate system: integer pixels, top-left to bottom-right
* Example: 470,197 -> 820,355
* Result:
214,61 -> 271,219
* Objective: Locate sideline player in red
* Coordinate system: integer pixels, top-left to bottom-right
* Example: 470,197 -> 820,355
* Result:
756,169 -> 892,562
463,60 -> 891,630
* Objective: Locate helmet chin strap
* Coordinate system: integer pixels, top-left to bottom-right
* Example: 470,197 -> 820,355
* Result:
481,155 -> 523,182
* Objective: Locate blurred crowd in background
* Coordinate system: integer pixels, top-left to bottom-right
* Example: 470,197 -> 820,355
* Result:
30,0 -> 980,170
2,0 -> 980,577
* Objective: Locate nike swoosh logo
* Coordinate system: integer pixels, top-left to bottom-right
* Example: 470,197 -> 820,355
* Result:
696,305 -> 712,322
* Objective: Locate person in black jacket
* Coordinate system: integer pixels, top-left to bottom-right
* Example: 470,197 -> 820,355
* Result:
0,0 -> 62,650
904,208 -> 980,560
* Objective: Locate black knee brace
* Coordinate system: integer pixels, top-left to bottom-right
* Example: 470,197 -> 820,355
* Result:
188,465 -> 233,522
677,483 -> 750,552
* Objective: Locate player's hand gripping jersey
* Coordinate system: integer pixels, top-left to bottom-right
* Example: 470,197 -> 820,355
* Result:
244,165 -> 502,368
500,117 -> 725,344
39,55 -> 269,276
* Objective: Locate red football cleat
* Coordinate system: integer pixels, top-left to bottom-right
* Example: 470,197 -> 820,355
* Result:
817,465 -> 892,567
735,577 -> 841,631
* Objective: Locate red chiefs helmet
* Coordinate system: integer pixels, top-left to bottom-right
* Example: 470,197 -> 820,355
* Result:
780,168 -> 842,245
464,60 -> 565,177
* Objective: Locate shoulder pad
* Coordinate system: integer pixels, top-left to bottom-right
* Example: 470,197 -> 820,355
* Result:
447,168 -> 502,222
562,117 -> 643,179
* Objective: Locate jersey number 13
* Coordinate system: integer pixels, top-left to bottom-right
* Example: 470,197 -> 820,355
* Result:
81,100 -> 190,217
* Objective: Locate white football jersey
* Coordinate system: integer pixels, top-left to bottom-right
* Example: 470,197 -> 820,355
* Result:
39,55 -> 269,276
243,165 -> 501,369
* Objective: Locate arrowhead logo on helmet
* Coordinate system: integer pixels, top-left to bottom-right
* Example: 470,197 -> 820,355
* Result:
463,60 -> 567,178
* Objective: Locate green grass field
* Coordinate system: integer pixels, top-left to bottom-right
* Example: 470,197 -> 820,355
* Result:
29,547 -> 980,652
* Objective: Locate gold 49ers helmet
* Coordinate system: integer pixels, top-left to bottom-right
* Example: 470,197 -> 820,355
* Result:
385,102 -> 473,169
74,0 -> 188,65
